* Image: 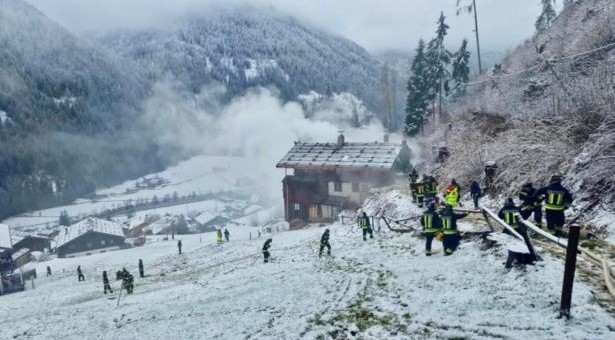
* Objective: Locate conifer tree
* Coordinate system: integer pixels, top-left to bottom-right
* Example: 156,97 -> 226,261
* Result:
426,12 -> 451,121
536,0 -> 557,32
405,40 -> 431,136
451,39 -> 471,96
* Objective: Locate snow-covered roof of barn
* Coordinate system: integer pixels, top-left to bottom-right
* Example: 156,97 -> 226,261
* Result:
55,218 -> 125,248
276,141 -> 400,170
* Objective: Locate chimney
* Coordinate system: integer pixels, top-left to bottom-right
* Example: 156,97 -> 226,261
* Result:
337,131 -> 345,148
383,134 -> 389,143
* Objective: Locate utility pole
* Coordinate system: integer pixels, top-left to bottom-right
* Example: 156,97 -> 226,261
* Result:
473,0 -> 483,74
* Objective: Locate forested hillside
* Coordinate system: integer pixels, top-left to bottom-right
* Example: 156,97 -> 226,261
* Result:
99,7 -> 383,113
434,0 -> 615,216
0,0 -> 161,218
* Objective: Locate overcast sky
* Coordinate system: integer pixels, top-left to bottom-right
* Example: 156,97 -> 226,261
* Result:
25,0 -> 545,53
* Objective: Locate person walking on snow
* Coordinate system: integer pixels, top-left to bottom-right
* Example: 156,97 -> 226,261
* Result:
319,229 -> 331,257
415,178 -> 426,208
470,181 -> 482,209
444,179 -> 461,208
262,238 -> 272,263
46,266 -> 51,277
103,270 -> 113,294
224,229 -> 230,242
440,204 -> 468,255
138,259 -> 144,278
518,182 -> 543,228
359,212 -> 373,241
534,175 -> 573,236
216,229 -> 223,246
498,198 -> 522,235
177,239 -> 182,254
421,202 -> 442,256
77,266 -> 85,282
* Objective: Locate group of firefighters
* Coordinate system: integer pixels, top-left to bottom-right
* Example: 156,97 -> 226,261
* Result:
414,172 -> 573,256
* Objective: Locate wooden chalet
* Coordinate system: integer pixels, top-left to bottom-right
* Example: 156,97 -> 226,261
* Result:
54,217 -> 127,258
276,134 -> 401,224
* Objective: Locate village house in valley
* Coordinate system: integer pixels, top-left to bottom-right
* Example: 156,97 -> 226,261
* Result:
276,134 -> 402,224
54,218 -> 127,258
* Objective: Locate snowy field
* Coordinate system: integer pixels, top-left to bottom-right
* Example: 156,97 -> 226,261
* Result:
2,216 -> 614,339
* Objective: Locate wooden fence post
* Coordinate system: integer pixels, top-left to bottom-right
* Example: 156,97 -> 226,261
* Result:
560,224 -> 581,319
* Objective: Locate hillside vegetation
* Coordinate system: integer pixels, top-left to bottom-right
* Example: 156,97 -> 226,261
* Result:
436,0 -> 615,218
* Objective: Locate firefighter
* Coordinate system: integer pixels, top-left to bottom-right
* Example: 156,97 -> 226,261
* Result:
534,175 -> 573,236
262,238 -> 272,263
138,259 -> 144,278
122,270 -> 134,294
498,198 -> 521,234
519,182 -> 542,228
415,178 -> 426,208
319,229 -> 331,257
440,204 -> 468,255
470,181 -> 482,209
444,180 -> 460,208
359,211 -> 373,241
177,239 -> 182,255
77,266 -> 85,282
46,266 -> 51,277
421,202 -> 442,256
424,174 -> 438,203
103,270 -> 113,294
216,229 -> 223,246
224,229 -> 230,242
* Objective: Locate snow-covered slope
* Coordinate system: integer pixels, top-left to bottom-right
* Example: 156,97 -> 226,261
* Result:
2,191 -> 614,339
98,6 -> 383,113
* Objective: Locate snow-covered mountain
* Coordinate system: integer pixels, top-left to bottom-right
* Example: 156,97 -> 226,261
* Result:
98,7 -> 383,113
0,0 -> 160,218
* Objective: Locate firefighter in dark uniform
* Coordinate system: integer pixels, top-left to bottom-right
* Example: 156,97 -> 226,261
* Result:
319,229 -> 331,257
122,268 -> 134,294
498,198 -> 521,234
224,229 -> 230,242
138,259 -> 144,278
359,212 -> 373,241
77,266 -> 85,282
534,175 -> 573,236
424,175 -> 439,206
421,202 -> 442,256
440,204 -> 467,255
262,238 -> 272,263
518,182 -> 543,228
415,178 -> 426,208
103,270 -> 113,294
177,239 -> 182,255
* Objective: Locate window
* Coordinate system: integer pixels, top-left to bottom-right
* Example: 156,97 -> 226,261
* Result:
87,242 -> 92,248
109,239 -> 115,245
317,205 -> 323,218
101,240 -> 106,246
294,203 -> 300,211
334,181 -> 342,192
352,182 -> 359,192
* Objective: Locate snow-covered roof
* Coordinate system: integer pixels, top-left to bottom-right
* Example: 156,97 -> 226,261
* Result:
193,212 -> 216,225
55,218 -> 125,248
276,141 -> 399,170
0,224 -> 11,249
